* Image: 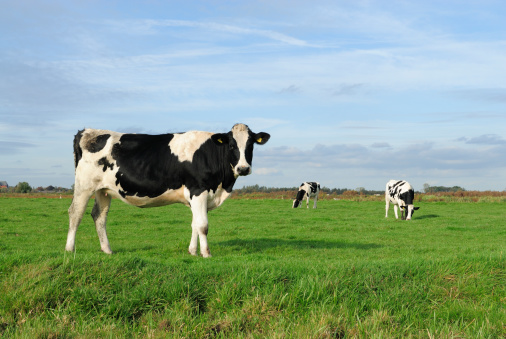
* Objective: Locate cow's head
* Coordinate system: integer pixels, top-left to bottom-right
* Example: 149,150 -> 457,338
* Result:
400,205 -> 420,220
211,123 -> 270,177
292,189 -> 306,208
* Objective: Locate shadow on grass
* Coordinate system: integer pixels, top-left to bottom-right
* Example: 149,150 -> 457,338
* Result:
415,214 -> 439,220
217,238 -> 382,253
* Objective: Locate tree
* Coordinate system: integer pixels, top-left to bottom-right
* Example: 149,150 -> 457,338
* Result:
16,182 -> 32,193
423,183 -> 431,193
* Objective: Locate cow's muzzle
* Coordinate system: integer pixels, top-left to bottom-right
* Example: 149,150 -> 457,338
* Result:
236,166 -> 251,176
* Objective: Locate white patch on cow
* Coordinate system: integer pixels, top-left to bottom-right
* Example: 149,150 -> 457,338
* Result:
231,123 -> 251,176
123,187 -> 189,208
207,183 -> 232,210
169,131 -> 213,162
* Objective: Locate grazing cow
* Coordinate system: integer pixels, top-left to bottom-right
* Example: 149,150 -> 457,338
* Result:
385,180 -> 420,220
65,123 -> 270,257
292,182 -> 320,208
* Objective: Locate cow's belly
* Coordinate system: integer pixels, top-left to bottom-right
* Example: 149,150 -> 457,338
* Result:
387,196 -> 405,207
105,184 -> 231,210
107,186 -> 189,208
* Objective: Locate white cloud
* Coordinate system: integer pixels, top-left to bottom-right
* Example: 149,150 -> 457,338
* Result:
254,167 -> 282,175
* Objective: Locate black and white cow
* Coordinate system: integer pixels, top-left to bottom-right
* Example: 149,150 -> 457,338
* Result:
385,179 -> 420,220
292,182 -> 320,209
65,123 -> 270,257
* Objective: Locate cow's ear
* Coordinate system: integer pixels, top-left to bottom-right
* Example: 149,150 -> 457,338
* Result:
414,207 -> 420,210
211,133 -> 229,145
254,132 -> 270,145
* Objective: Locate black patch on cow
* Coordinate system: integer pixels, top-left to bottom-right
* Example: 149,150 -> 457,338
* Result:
243,131 -> 255,166
111,133 -> 176,198
399,189 -> 414,205
189,138 -> 237,196
73,130 -> 84,169
110,132 -> 238,199
98,157 -> 114,172
393,180 -> 404,188
86,134 -> 111,153
296,189 -> 307,201
307,182 -> 319,194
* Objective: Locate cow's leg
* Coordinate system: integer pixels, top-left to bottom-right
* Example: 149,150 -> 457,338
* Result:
306,194 -> 310,208
313,193 -> 318,209
393,205 -> 399,219
189,192 -> 211,258
91,190 -> 113,254
66,189 -> 93,252
385,199 -> 389,218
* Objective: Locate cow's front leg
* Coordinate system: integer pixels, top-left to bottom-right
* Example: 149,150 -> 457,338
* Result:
393,205 -> 399,219
385,200 -> 390,218
189,192 -> 211,258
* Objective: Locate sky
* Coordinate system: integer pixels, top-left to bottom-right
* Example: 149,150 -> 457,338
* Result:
1,0 -> 506,191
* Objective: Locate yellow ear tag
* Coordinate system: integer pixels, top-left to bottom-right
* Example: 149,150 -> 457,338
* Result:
257,137 -> 262,143
217,138 -> 223,143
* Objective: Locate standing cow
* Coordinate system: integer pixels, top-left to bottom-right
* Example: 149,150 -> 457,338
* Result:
385,180 -> 420,220
292,182 -> 320,208
65,123 -> 270,257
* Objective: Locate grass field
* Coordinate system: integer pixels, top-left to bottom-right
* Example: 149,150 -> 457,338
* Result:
0,196 -> 505,338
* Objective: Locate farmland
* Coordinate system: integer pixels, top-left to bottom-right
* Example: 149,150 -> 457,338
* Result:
0,196 -> 505,337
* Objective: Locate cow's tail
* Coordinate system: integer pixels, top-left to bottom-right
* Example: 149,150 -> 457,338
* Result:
73,129 -> 85,169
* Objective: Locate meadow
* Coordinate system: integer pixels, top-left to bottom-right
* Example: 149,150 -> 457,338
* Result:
0,196 -> 505,338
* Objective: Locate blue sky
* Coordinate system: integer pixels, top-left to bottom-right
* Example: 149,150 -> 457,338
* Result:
1,0 -> 506,191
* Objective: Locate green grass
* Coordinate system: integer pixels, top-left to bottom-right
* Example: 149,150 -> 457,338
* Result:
0,197 -> 505,338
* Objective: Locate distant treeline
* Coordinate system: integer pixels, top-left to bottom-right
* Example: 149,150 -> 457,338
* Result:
423,185 -> 466,193
233,184 -> 384,195
233,184 -> 468,196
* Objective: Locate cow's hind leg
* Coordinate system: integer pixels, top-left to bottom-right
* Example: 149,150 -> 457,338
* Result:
188,192 -> 211,258
66,189 -> 93,252
91,190 -> 113,254
313,194 -> 318,209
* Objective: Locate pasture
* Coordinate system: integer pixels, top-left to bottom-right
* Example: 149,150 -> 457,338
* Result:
0,196 -> 505,338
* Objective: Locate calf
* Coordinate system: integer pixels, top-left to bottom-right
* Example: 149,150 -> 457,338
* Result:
292,182 -> 320,208
65,123 -> 270,257
385,179 -> 420,220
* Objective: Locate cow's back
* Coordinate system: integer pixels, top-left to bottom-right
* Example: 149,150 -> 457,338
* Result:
385,179 -> 413,205
74,129 -> 234,206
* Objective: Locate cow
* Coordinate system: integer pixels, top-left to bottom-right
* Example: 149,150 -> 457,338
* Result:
292,182 -> 320,209
65,123 -> 270,257
385,179 -> 420,220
